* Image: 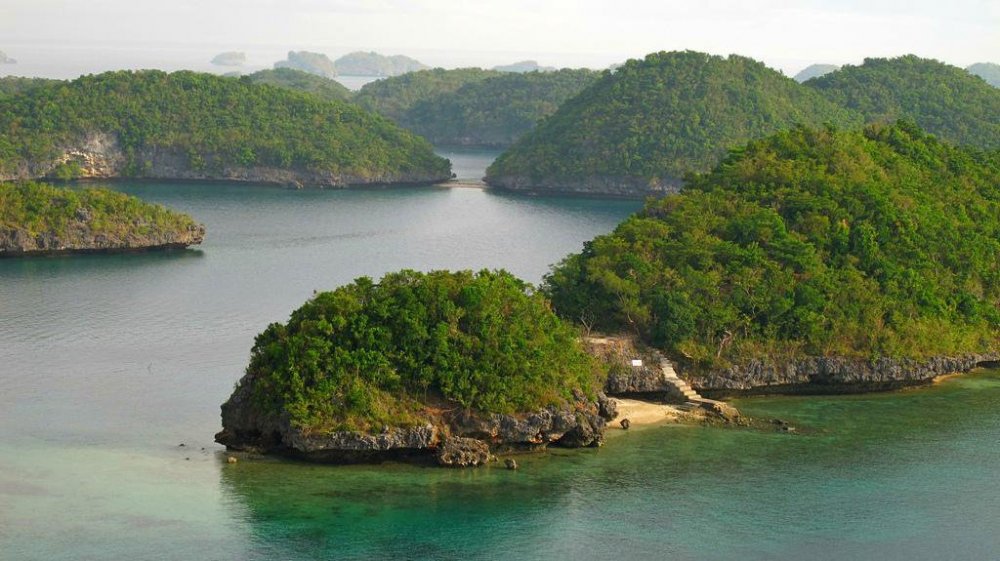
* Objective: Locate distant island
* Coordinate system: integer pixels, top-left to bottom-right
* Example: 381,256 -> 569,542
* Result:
0,51 -> 16,64
333,51 -> 428,77
544,121 -> 1000,394
211,51 -> 247,67
0,70 -> 451,187
0,182 -> 204,256
486,51 -> 860,197
274,51 -> 338,78
239,68 -> 351,101
804,55 -> 1000,150
355,68 -> 600,147
216,269 -> 615,466
493,60 -> 556,73
967,62 -> 1000,87
793,63 -> 840,82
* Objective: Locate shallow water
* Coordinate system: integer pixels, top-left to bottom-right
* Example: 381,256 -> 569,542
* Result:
2,158 -> 999,559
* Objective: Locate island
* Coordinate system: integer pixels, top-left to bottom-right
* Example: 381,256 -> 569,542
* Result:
804,55 -> 1000,149
793,63 -> 840,82
543,121 -> 1000,394
967,62 -> 1000,87
355,68 -> 599,147
216,269 -> 616,466
0,50 -> 15,64
333,51 -> 428,77
0,182 -> 204,256
239,68 -> 352,101
273,51 -> 338,78
485,51 -> 861,197
0,70 -> 451,187
493,60 -> 556,73
211,51 -> 247,67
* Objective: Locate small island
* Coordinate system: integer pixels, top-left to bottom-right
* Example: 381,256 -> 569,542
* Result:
492,60 -> 556,73
216,269 -> 616,466
792,63 -> 840,82
0,50 -> 16,64
274,51 -> 338,78
211,51 -> 246,67
0,182 -> 204,256
333,51 -> 428,77
967,62 -> 1000,87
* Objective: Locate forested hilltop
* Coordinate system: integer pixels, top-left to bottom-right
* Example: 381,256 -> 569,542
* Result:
486,51 -> 862,197
0,70 -> 450,186
238,68 -> 352,101
805,56 -> 1000,149
1,181 -> 204,255
544,122 -> 1000,371
354,68 -> 599,147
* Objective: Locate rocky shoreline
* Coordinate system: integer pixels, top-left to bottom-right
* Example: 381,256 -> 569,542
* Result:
483,173 -> 682,199
0,132 -> 451,189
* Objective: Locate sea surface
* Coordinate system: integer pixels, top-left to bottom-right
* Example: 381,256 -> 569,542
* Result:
2,152 -> 999,560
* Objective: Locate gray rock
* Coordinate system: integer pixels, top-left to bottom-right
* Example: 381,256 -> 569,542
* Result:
436,437 -> 490,467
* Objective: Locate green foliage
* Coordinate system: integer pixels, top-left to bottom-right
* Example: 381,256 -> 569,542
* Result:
0,70 -> 450,179
239,68 -> 351,101
244,269 -> 599,431
0,76 -> 59,98
487,51 -> 862,187
806,55 -> 1000,149
356,67 -> 600,146
0,181 -> 199,241
545,122 -> 1000,368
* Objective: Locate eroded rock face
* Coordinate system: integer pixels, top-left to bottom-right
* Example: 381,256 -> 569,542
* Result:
687,354 -> 1000,396
215,361 -> 615,465
484,174 -> 681,199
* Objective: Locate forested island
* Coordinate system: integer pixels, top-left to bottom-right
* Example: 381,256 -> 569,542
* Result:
0,182 -> 204,255
493,60 -> 556,73
274,51 -> 338,78
238,68 -> 352,101
0,70 -> 451,187
486,51 -> 861,196
793,63 -> 840,82
0,51 -> 15,64
333,51 -> 428,77
211,52 -> 246,67
804,55 -> 1000,149
216,269 -> 614,466
544,121 -> 1000,393
355,68 -> 599,146
967,62 -> 1000,87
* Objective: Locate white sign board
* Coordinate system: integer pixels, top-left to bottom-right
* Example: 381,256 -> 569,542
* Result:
631,359 -> 643,367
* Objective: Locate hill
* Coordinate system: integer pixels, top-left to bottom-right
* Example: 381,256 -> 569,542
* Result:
1,182 -> 204,255
486,51 -> 862,197
544,121 -> 1000,374
239,68 -> 351,101
353,68 -> 501,123
967,62 -> 1000,87
216,269 -> 611,464
793,63 -> 840,82
359,68 -> 600,147
274,51 -> 338,78
333,51 -> 428,77
804,55 -> 1000,149
0,70 -> 450,186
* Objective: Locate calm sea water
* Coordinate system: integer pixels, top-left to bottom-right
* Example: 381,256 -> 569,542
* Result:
2,153 -> 999,560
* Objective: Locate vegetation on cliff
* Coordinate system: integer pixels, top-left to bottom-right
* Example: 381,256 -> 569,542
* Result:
544,122 -> 1000,369
0,70 -> 450,182
333,51 -> 428,77
486,51 -> 862,192
967,62 -> 1000,87
239,68 -> 351,101
0,181 -> 203,253
359,68 -> 600,146
805,56 -> 1000,149
243,269 -> 599,431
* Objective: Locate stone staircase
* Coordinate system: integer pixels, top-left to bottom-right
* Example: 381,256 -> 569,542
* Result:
659,359 -> 732,414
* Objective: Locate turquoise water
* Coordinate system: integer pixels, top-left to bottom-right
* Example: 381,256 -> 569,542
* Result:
2,166 -> 999,559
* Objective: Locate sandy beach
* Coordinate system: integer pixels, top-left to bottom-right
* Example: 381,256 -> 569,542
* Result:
607,398 -> 692,429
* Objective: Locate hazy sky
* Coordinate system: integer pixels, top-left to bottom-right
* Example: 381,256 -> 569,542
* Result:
1,0 -> 997,74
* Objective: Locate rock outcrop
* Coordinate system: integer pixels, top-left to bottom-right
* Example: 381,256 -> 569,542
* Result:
685,354 -> 1000,396
215,365 -> 616,465
0,131 -> 450,188
485,174 -> 681,199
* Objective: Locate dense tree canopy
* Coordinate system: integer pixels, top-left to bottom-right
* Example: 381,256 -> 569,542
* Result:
244,269 -> 599,431
805,56 -> 1000,149
544,122 -> 1000,369
0,70 -> 449,180
353,68 -> 501,125
486,51 -> 862,193
238,68 -> 352,101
